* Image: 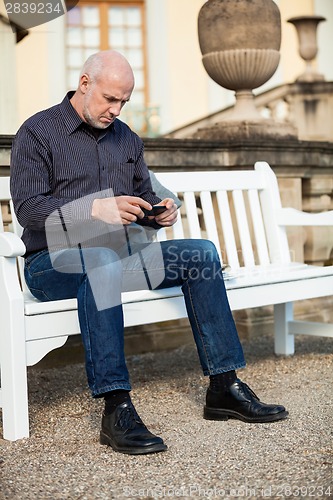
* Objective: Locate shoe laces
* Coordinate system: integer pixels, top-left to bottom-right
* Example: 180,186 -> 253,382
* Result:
238,380 -> 260,401
116,404 -> 140,430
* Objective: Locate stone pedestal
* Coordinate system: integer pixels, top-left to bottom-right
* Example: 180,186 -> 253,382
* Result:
192,119 -> 297,141
287,82 -> 333,142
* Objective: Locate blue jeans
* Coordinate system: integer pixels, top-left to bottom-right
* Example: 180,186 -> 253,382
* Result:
24,239 -> 245,397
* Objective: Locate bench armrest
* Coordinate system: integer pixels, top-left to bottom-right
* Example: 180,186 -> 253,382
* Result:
0,232 -> 26,257
276,208 -> 333,227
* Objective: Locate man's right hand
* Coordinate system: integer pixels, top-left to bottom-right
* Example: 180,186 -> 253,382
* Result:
91,196 -> 152,225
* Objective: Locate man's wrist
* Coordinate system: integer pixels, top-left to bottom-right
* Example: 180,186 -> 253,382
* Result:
91,198 -> 100,219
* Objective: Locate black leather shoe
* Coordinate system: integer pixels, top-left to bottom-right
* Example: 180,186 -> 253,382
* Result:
204,379 -> 288,423
100,401 -> 167,455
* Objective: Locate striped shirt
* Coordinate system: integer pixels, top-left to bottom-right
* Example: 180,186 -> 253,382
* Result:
10,93 -> 161,254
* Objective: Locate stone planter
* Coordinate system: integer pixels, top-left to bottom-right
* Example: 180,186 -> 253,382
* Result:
198,0 -> 281,121
195,0 -> 297,140
288,16 -> 326,82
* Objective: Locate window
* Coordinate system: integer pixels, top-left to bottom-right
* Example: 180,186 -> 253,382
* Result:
66,1 -> 147,108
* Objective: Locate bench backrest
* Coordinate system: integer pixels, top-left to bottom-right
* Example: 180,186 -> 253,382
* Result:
0,162 -> 291,280
155,162 -> 290,268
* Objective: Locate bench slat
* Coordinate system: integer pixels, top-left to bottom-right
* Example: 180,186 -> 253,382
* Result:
200,191 -> 222,259
183,191 -> 201,239
156,170 -> 265,192
247,189 -> 270,265
170,193 -> 185,239
0,178 -> 11,232
232,190 -> 255,267
216,190 -> 240,269
0,177 -> 10,200
256,162 -> 291,263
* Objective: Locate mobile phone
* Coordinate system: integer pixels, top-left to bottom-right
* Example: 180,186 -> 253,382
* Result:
143,205 -> 167,216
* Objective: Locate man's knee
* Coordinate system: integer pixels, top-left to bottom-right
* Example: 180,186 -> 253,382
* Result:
81,247 -> 121,270
186,239 -> 220,264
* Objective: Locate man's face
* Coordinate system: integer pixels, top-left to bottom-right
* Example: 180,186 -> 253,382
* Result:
81,74 -> 133,129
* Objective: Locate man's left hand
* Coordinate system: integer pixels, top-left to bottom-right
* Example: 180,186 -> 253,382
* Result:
152,198 -> 178,226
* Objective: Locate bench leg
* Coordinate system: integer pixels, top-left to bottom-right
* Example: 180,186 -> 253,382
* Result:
274,302 -> 295,355
1,328 -> 29,440
0,257 -> 29,440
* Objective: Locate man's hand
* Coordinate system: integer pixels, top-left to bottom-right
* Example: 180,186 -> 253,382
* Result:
92,196 -> 152,224
151,198 -> 178,227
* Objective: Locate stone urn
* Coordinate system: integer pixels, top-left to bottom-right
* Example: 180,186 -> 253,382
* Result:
198,0 -> 281,120
287,16 -> 326,82
194,0 -> 297,139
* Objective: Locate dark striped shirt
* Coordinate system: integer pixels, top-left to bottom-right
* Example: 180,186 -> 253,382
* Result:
10,93 -> 161,254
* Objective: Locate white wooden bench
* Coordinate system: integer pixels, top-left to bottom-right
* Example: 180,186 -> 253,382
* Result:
1,161 -> 333,441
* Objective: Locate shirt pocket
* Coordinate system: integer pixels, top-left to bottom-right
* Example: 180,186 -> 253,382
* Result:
108,162 -> 135,196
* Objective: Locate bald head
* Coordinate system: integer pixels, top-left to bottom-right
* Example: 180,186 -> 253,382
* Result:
80,50 -> 135,89
70,50 -> 135,129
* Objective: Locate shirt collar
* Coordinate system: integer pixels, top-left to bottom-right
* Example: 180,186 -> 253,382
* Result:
59,91 -> 115,138
59,92 -> 84,135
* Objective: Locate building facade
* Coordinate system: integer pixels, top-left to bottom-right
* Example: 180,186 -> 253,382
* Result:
0,0 -> 332,136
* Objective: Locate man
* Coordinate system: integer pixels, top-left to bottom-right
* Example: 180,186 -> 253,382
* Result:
10,50 -> 288,455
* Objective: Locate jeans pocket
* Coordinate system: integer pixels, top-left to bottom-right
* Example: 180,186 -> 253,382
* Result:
26,285 -> 52,302
25,250 -> 52,276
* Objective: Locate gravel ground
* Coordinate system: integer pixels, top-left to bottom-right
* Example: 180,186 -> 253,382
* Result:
1,333 -> 332,500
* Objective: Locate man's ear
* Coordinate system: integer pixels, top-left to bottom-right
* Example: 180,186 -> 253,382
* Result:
79,74 -> 89,94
